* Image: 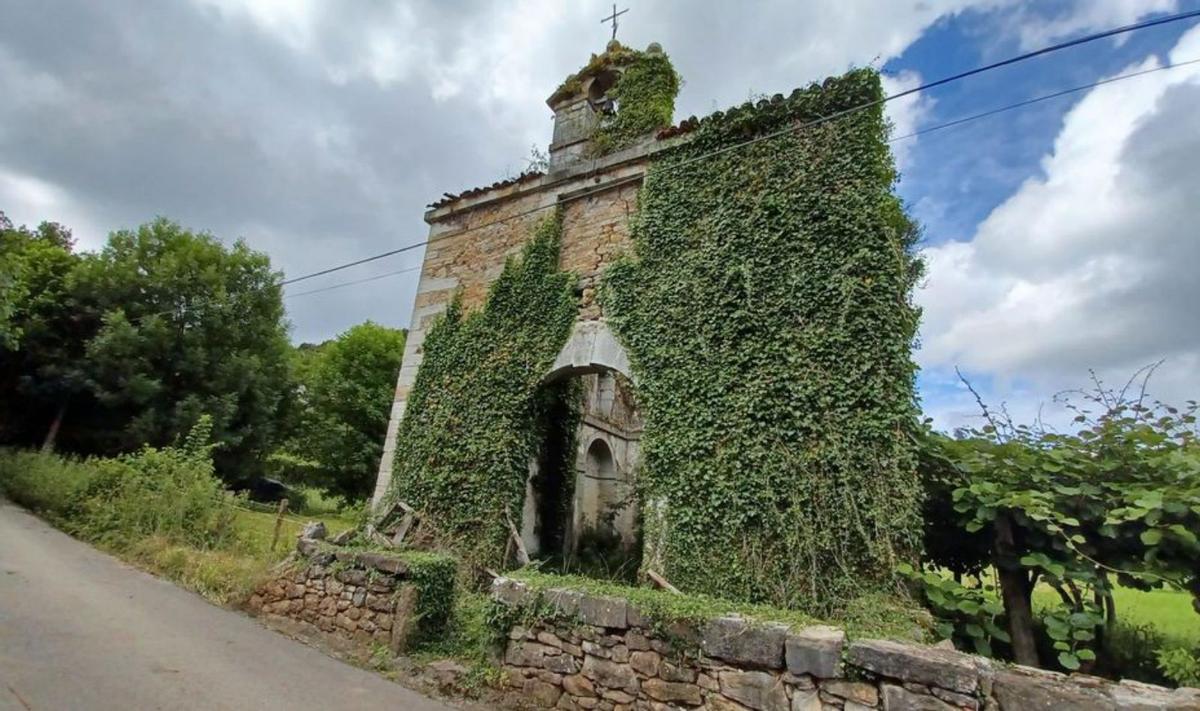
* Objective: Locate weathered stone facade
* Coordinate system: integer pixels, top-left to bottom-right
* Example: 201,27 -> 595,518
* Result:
248,541 -> 424,655
492,578 -> 1200,711
372,43 -> 683,508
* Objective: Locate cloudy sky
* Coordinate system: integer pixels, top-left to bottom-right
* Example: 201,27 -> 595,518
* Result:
2,0 -> 1199,430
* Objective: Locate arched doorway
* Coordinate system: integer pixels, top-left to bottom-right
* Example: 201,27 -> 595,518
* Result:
519,321 -> 643,580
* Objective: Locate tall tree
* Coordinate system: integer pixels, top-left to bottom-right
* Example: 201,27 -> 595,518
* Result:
281,322 -> 405,500
71,218 -> 291,478
0,214 -> 88,449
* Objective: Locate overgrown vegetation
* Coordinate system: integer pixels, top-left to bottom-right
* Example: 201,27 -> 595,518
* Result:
383,212 -> 577,568
0,214 -> 291,481
273,322 -> 406,500
601,68 -> 923,613
570,42 -> 681,156
911,370 -> 1200,685
509,570 -> 931,644
0,418 -> 273,602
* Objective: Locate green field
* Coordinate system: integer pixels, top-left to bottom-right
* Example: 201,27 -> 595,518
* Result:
1034,585 -> 1199,647
231,508 -> 357,557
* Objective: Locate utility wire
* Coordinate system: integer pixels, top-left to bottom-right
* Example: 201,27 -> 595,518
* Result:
284,264 -> 423,299
280,56 -> 1200,299
277,8 -> 1200,287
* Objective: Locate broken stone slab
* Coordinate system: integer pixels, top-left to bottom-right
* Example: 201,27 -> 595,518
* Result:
701,616 -> 788,670
329,528 -> 356,545
784,626 -> 845,679
847,639 -> 986,695
352,551 -> 409,575
301,521 -> 327,540
577,593 -> 629,629
491,577 -> 532,607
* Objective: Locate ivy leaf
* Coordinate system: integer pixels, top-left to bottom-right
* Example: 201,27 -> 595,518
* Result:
1058,652 -> 1081,670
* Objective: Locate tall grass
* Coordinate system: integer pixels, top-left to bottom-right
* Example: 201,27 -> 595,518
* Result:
0,424 -> 277,604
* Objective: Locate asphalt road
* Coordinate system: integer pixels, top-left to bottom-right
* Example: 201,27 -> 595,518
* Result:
0,497 -> 457,710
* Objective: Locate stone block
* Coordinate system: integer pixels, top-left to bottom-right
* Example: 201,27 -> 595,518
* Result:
388,584 -> 419,654
821,681 -> 877,706
702,617 -> 787,670
641,679 -> 702,706
848,640 -> 984,695
545,653 -> 581,675
582,655 -> 639,693
578,594 -> 629,629
545,589 -> 584,617
524,679 -> 563,707
790,689 -> 821,711
785,626 -> 845,679
506,641 -> 556,668
660,661 -> 696,683
990,668 -> 1115,711
718,670 -> 789,711
354,551 -> 408,575
629,650 -> 661,678
492,577 -> 532,607
564,674 -> 597,698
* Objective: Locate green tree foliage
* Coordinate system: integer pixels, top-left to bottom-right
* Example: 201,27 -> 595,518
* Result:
384,213 -> 577,567
68,218 -> 290,477
915,371 -> 1200,673
279,322 -> 406,500
0,214 -> 89,447
601,69 -> 923,613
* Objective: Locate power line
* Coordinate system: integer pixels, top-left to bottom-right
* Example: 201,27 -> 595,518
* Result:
113,55 -> 1200,322
276,8 -> 1200,288
287,56 -> 1200,300
284,264 -> 423,299
889,56 -> 1200,144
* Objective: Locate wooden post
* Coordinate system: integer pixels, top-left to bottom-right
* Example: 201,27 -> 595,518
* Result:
270,499 -> 289,552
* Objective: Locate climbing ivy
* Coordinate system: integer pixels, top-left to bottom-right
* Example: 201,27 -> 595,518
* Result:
601,68 -> 924,614
383,213 -> 578,568
589,47 -> 679,156
549,41 -> 680,158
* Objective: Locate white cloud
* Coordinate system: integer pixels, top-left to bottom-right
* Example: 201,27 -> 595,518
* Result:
1014,0 -> 1178,51
0,168 -> 106,250
882,70 -> 936,171
918,24 -> 1200,429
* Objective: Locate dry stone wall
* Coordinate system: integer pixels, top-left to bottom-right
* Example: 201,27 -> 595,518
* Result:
492,578 -> 1200,711
248,541 -> 423,655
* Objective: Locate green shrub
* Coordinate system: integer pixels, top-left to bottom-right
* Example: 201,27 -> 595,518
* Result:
64,442 -> 236,550
0,448 -> 95,516
1158,647 -> 1200,688
1,419 -> 237,552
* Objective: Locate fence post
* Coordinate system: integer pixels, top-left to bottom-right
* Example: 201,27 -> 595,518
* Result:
270,499 -> 289,551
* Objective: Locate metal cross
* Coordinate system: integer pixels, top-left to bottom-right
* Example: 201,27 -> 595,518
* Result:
601,4 -> 628,41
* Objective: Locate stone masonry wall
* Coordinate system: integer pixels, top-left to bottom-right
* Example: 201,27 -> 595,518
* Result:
492,578 -> 1200,711
248,541 -> 422,655
372,154 -> 651,506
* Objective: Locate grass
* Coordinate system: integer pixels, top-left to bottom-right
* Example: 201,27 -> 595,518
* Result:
1033,584 -> 1199,648
509,570 -> 933,642
231,508 -> 357,557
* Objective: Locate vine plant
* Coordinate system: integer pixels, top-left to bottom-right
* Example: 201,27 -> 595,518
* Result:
383,213 -> 578,569
602,69 -> 925,614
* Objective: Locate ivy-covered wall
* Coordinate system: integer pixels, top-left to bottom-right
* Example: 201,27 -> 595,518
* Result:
384,213 -> 578,567
602,68 -> 924,613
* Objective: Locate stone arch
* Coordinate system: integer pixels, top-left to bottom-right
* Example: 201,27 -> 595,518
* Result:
519,320 -> 643,573
543,320 -> 635,385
